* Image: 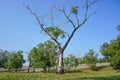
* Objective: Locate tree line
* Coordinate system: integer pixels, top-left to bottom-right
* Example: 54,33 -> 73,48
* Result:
0,50 -> 25,72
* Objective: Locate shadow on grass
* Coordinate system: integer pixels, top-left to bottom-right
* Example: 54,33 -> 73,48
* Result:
64,75 -> 120,80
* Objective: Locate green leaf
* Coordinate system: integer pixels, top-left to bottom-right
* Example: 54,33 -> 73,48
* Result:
45,26 -> 66,39
70,6 -> 79,15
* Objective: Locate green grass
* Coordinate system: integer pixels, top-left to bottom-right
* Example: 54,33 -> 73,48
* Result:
0,66 -> 120,80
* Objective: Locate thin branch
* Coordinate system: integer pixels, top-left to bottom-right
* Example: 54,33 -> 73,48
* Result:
62,7 -> 76,29
76,15 -> 80,26
63,0 -> 98,52
85,0 -> 89,19
24,4 -> 61,48
76,0 -> 97,30
63,29 -> 76,52
61,30 -> 70,38
50,9 -> 55,26
87,12 -> 96,20
88,0 -> 99,7
55,6 -> 76,29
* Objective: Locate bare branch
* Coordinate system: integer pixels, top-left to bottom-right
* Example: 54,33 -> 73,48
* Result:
76,15 -> 80,26
54,6 -> 63,12
24,4 -> 61,48
63,29 -> 76,52
55,6 -> 76,29
63,0 -> 98,52
57,21 -> 69,27
85,0 -> 89,19
50,9 -> 55,26
88,0 -> 99,7
62,7 -> 76,29
75,0 -> 97,30
87,12 -> 96,20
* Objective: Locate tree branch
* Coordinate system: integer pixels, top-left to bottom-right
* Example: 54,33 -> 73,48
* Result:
62,7 -> 76,29
75,0 -> 97,30
24,4 -> 62,48
63,0 -> 98,52
63,29 -> 76,52
55,6 -> 76,29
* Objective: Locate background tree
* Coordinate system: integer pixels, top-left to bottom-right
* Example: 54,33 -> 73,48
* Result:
24,0 -> 97,74
111,50 -> 120,72
28,40 -> 57,73
84,49 -> 98,70
100,42 -> 110,62
27,47 -> 37,72
64,54 -> 79,71
64,57 -> 70,70
5,51 -> 25,72
117,25 -> 120,31
108,35 -> 120,71
0,49 -> 10,68
100,26 -> 120,71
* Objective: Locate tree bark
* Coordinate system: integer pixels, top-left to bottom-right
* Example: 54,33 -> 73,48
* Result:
57,52 -> 64,74
27,64 -> 30,72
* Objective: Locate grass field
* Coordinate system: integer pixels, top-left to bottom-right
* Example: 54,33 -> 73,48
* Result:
0,66 -> 120,80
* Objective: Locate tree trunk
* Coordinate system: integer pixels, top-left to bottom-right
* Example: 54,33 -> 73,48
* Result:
27,65 -> 30,72
43,68 -> 47,73
57,52 -> 64,74
15,68 -> 17,72
33,68 -> 35,72
75,66 -> 76,72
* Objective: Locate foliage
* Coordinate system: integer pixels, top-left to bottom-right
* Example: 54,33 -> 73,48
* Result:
97,58 -> 108,63
100,42 -> 110,61
45,26 -> 66,39
0,49 -> 10,68
28,47 -> 37,69
100,26 -> 120,70
28,40 -> 58,72
117,25 -> 120,31
111,50 -> 120,71
64,54 -> 79,70
64,57 -> 70,67
70,6 -> 79,15
5,51 -> 25,71
84,49 -> 98,70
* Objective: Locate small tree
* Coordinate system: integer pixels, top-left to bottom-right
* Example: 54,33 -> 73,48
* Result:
27,47 -> 37,72
28,40 -> 57,73
5,51 -> 25,72
100,26 -> 120,71
111,50 -> 120,72
64,57 -> 70,69
84,49 -> 98,70
100,42 -> 110,62
0,49 -> 10,68
64,54 -> 79,71
109,36 -> 120,71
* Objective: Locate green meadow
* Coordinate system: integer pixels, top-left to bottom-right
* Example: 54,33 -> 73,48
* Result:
0,66 -> 120,80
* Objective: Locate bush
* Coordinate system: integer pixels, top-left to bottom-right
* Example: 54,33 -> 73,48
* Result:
90,64 -> 98,71
111,51 -> 120,71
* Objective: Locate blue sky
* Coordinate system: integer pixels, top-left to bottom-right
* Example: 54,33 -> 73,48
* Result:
0,0 -> 120,62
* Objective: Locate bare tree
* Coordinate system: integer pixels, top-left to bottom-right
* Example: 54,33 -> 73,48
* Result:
24,0 -> 98,74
